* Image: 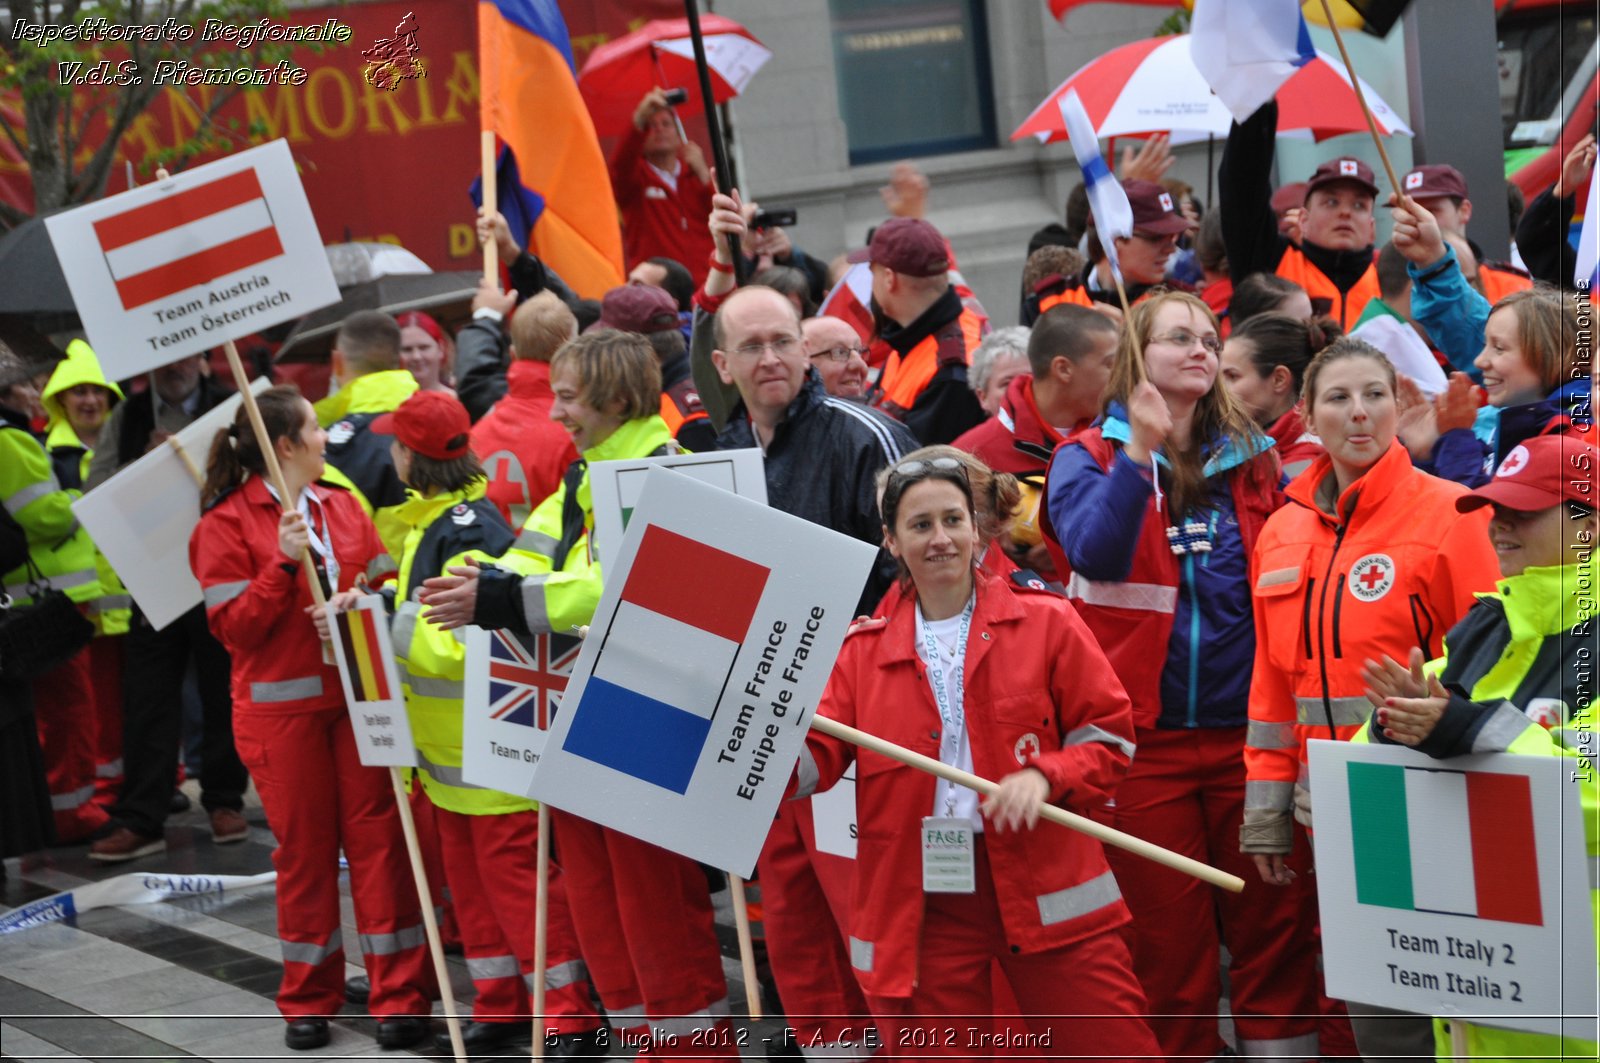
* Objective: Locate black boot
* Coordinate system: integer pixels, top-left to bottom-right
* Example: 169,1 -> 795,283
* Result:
285,1017 -> 330,1050
375,1015 -> 431,1049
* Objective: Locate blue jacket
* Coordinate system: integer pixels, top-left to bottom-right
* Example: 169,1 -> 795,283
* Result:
1427,377 -> 1591,488
1047,404 -> 1280,729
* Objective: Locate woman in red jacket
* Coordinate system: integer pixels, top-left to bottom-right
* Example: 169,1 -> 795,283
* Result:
189,386 -> 430,1052
793,456 -> 1160,1059
1221,312 -> 1336,480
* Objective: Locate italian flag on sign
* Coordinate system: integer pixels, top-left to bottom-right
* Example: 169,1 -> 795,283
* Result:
1347,762 -> 1544,926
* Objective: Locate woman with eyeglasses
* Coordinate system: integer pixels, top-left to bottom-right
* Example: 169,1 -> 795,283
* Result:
1045,290 -> 1320,1061
792,454 -> 1161,1058
1241,338 -> 1498,1060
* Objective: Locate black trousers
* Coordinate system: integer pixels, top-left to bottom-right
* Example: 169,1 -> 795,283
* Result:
109,604 -> 245,835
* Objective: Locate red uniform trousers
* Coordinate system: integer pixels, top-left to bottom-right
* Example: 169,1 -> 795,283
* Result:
34,647 -> 108,842
431,801 -> 599,1031
1107,726 -> 1320,1061
86,636 -> 124,807
757,800 -> 873,1056
407,778 -> 460,949
232,706 -> 430,1020
553,810 -> 738,1059
867,841 -> 1160,1063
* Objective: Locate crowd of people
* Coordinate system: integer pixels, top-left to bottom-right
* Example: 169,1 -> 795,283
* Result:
0,82 -> 1595,1063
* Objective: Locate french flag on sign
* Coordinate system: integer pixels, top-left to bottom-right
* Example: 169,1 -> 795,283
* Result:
93,168 -> 284,310
561,525 -> 770,794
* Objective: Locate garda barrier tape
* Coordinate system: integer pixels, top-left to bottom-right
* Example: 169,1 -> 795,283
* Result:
0,871 -> 277,934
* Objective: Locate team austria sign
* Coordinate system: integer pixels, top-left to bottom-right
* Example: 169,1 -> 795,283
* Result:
45,139 -> 338,379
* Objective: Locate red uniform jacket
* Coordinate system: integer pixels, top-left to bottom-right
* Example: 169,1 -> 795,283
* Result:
468,360 -> 577,530
795,570 -> 1136,998
1265,405 -> 1324,481
610,124 -> 714,284
191,477 -> 394,714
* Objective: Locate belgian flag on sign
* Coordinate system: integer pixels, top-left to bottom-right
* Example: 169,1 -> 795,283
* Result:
336,603 -> 393,704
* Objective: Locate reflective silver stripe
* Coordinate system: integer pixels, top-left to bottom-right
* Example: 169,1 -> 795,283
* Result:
203,581 -> 250,608
1065,573 -> 1177,614
88,594 -> 133,614
4,479 -> 58,515
250,676 -> 324,703
359,923 -> 425,956
405,671 -> 463,699
536,959 -> 589,992
95,758 -> 124,779
1036,869 -> 1121,926
280,930 -> 342,966
651,1000 -> 730,1038
1471,702 -> 1532,754
466,954 -> 521,980
606,1004 -> 646,1026
849,936 -> 874,972
367,554 -> 396,581
1246,779 -> 1294,812
1238,1032 -> 1320,1059
1063,724 -> 1135,760
794,745 -> 820,799
1294,696 -> 1369,727
1255,566 -> 1302,590
6,566 -> 98,597
49,782 -> 95,811
1246,720 -> 1297,750
521,573 -> 552,634
416,752 -> 482,791
393,601 -> 420,660
515,527 -> 559,557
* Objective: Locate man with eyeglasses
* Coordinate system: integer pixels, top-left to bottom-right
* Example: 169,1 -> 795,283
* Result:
710,283 -> 916,1063
1025,180 -> 1193,325
801,316 -> 870,400
854,217 -> 986,446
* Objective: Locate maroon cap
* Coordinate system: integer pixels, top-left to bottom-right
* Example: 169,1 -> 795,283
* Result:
1456,436 -> 1600,514
597,284 -> 679,334
1305,156 -> 1379,199
370,390 -> 472,461
1403,163 -> 1469,201
846,217 -> 950,277
1271,182 -> 1308,216
1121,179 -> 1191,236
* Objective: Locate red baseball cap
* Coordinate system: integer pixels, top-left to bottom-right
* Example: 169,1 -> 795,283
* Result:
1121,179 -> 1191,236
1403,163 -> 1469,201
1305,157 -> 1379,199
597,284 -> 679,334
1456,436 -> 1600,514
370,390 -> 472,461
846,217 -> 950,277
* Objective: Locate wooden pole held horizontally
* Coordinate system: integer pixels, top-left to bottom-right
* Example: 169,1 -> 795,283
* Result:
806,714 -> 1245,893
218,340 -> 469,1062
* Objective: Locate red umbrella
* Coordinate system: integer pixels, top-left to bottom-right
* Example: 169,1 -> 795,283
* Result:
578,15 -> 772,137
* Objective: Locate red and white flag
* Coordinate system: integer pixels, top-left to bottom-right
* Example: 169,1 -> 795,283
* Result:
94,168 -> 284,311
819,260 -> 875,345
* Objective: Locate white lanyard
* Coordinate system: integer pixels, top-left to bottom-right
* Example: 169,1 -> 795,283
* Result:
918,594 -> 974,818
269,484 -> 339,588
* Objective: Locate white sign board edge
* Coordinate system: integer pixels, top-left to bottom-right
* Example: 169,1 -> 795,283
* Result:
1310,739 -> 1596,1039
528,466 -> 876,878
45,139 -> 338,379
71,378 -> 271,631
588,448 -> 766,574
812,766 -> 857,859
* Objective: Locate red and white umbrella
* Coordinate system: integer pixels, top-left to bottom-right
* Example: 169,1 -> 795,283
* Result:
578,15 -> 772,137
1012,34 -> 1411,144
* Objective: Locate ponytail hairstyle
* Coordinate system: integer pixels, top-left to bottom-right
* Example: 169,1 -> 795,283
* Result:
200,385 -> 307,510
1229,312 -> 1343,399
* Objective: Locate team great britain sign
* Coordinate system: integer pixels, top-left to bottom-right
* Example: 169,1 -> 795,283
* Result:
46,139 -> 338,378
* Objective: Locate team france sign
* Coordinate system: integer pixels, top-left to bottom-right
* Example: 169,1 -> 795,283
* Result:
528,467 -> 878,877
45,139 -> 338,379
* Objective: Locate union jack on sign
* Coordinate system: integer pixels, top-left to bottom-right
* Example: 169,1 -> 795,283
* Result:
488,631 -> 581,729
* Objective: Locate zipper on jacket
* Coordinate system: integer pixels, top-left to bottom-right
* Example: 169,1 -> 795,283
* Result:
1301,578 -> 1316,660
1316,523 -> 1348,740
1331,574 -> 1347,658
1408,593 -> 1435,657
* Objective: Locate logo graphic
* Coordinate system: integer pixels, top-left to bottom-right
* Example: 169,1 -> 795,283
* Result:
1339,159 -> 1359,176
1014,733 -> 1041,765
328,421 -> 355,446
488,631 -> 581,729
449,503 -> 476,526
1497,444 -> 1530,478
1405,171 -> 1424,190
1158,192 -> 1174,212
1348,553 -> 1395,603
362,11 -> 426,91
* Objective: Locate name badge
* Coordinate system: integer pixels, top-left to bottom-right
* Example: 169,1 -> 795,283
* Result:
921,816 -> 976,894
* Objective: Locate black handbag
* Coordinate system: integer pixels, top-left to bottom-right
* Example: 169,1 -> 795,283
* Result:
0,557 -> 95,682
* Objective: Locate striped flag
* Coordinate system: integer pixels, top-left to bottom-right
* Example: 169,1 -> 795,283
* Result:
819,260 -> 876,346
560,524 -> 770,795
336,603 -> 394,704
1576,163 -> 1599,295
487,630 -> 580,729
1191,0 -> 1316,123
1347,762 -> 1543,926
92,169 -> 284,311
1058,88 -> 1132,286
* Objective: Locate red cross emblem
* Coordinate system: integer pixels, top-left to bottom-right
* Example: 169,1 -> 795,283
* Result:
1498,445 -> 1530,478
1348,553 -> 1395,602
1014,733 -> 1042,765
